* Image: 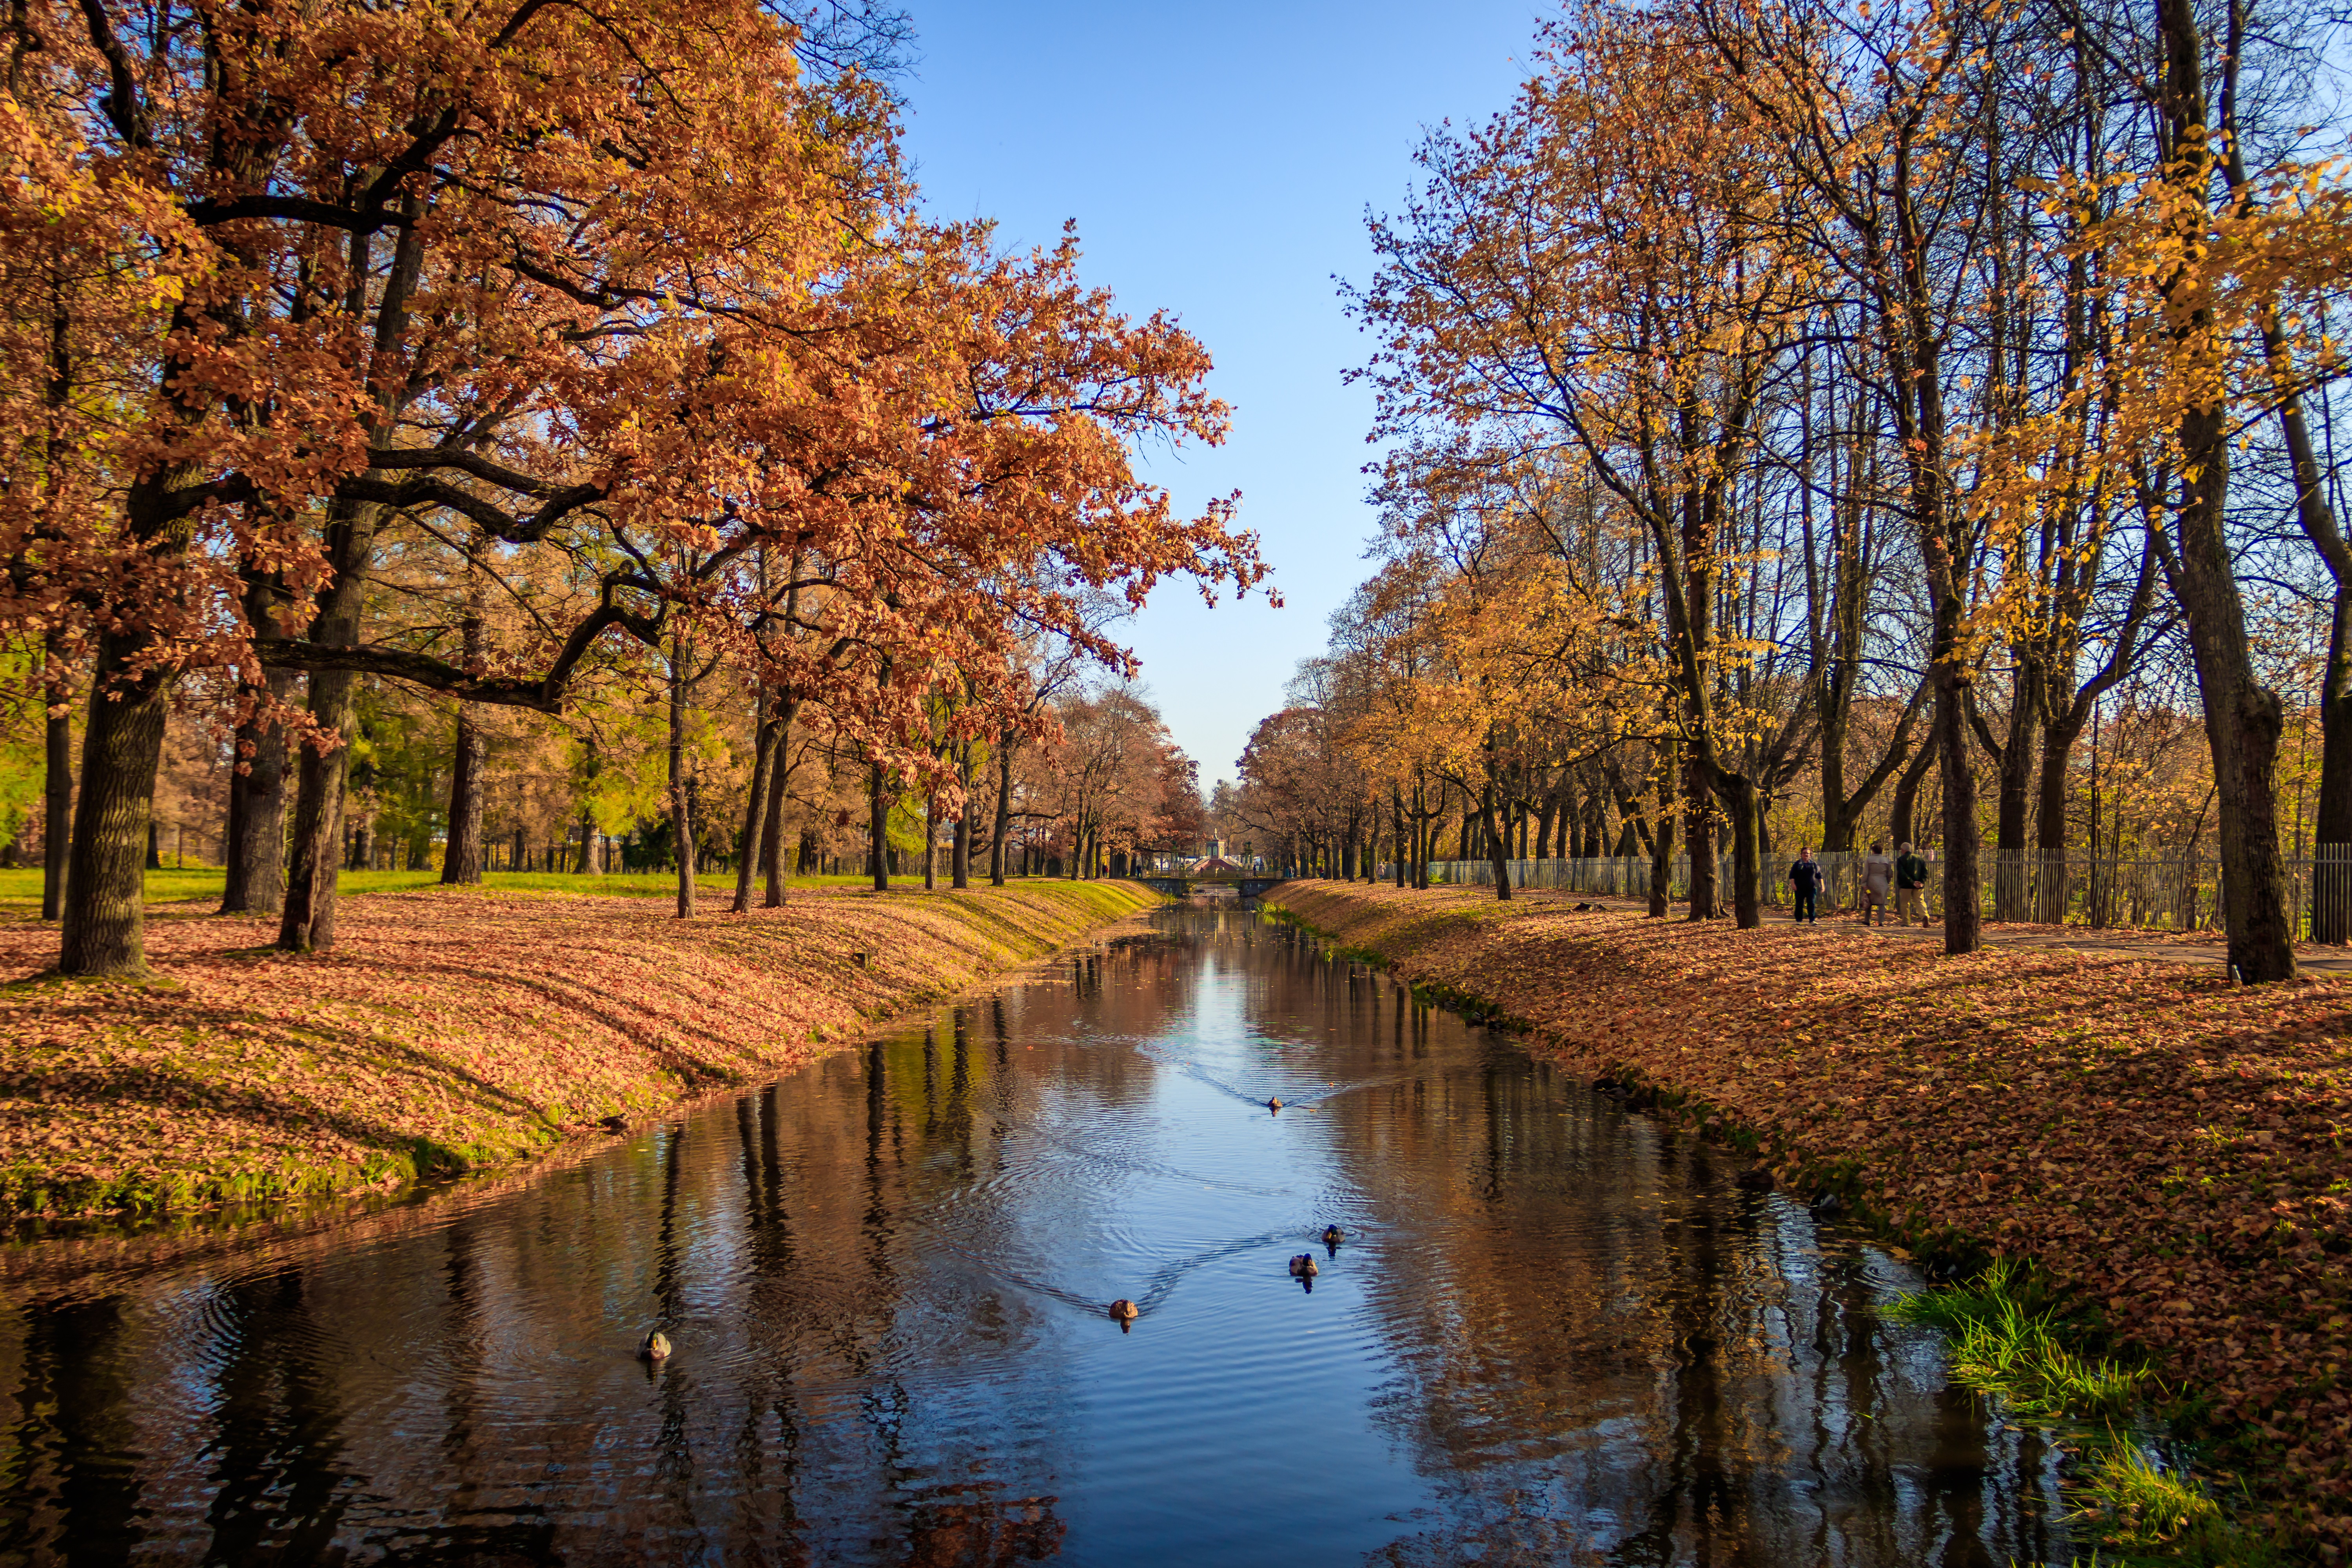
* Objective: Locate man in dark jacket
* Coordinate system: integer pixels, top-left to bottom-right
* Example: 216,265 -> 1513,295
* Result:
1788,847 -> 1827,924
1894,842 -> 1930,926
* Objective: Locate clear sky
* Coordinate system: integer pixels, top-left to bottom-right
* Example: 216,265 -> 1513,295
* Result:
895,1 -> 1541,793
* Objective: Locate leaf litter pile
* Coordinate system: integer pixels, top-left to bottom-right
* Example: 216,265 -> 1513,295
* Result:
1274,879 -> 2352,1556
0,880 -> 1156,1220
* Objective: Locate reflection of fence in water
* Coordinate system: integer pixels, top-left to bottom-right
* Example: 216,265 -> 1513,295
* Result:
1383,844 -> 2352,940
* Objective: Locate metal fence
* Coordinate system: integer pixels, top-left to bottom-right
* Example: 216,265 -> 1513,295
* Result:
1379,844 -> 2352,940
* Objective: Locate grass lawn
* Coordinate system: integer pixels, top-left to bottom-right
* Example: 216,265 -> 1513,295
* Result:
0,865 -> 926,917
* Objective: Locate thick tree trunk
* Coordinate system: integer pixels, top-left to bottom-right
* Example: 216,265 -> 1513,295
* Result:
2171,441 -> 2297,978
1682,755 -> 1719,920
279,494 -> 390,953
1934,677 -> 1981,955
760,697 -> 793,907
41,637 -> 72,923
220,676 -> 292,915
2152,0 -> 2295,980
732,700 -> 778,914
1720,772 -> 1761,927
58,630 -> 171,976
222,577 -> 294,914
1479,777 -> 1512,901
1648,740 -> 1678,918
868,760 -> 889,891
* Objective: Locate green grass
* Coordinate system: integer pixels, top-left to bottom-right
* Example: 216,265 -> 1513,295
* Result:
1886,1261 -> 2148,1421
1893,1263 -> 2287,1566
2071,1441 -> 2232,1559
0,865 -> 1054,914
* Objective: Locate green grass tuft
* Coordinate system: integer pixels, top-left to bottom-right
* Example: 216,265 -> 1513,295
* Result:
1887,1259 -> 2147,1420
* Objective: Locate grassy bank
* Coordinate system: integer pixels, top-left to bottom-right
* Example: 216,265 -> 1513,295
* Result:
1265,880 -> 2352,1559
0,865 -> 877,915
0,878 -> 1160,1222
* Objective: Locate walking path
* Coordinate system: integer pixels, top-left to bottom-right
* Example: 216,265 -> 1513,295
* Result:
1512,887 -> 2352,976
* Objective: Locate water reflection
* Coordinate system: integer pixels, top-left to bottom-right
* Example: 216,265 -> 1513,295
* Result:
0,908 -> 2068,1565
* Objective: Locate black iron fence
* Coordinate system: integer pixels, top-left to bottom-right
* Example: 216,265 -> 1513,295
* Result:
1379,844 -> 2352,940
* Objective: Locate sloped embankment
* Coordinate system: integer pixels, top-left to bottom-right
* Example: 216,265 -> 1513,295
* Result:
0,880 -> 1160,1220
1266,878 -> 2352,1554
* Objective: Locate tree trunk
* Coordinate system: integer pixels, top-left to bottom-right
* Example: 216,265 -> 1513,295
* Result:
990,737 -> 1013,886
1648,739 -> 1678,918
1682,755 -> 1719,920
222,577 -> 294,915
220,670 -> 293,915
1934,676 -> 1981,954
868,760 -> 889,891
439,573 -> 487,888
1392,787 -> 1407,887
924,783 -> 937,891
40,636 -> 71,923
2317,588 -> 2352,941
2153,0 -> 2295,980
733,697 -> 779,914
760,694 -> 794,907
1891,721 -> 1937,850
1478,777 -> 1513,900
668,629 -> 695,920
58,629 -> 170,976
278,497 -> 388,954
1720,772 -> 1761,927
953,744 -> 973,890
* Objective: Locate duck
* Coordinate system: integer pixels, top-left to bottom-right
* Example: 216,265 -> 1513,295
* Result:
1267,1096 -> 1283,1113
1321,1224 -> 1345,1249
1108,1298 -> 1140,1330
638,1329 -> 671,1361
1289,1254 -> 1319,1279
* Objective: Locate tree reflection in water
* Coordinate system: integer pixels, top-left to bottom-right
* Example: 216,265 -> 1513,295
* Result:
0,908 -> 2065,1565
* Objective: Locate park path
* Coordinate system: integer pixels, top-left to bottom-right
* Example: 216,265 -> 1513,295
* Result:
1493,885 -> 2352,976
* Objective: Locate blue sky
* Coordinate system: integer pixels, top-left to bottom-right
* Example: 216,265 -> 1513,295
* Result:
896,1 -> 1541,792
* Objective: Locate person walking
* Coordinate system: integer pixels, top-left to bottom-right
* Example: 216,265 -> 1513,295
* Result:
1894,842 -> 1930,926
1859,842 -> 1893,926
1787,847 -> 1826,924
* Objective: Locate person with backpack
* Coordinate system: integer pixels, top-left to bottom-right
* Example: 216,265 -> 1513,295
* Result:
1787,846 -> 1827,924
1894,842 -> 1930,926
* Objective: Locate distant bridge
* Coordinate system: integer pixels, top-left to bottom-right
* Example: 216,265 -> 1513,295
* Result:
1137,874 -> 1287,900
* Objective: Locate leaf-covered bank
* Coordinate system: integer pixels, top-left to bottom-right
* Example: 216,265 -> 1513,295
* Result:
1265,880 -> 2352,1557
0,880 -> 1160,1221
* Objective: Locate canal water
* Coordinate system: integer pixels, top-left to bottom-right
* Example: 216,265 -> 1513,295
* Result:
0,906 -> 2071,1566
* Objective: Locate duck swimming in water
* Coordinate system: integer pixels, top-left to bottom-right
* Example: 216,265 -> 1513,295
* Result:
1267,1096 -> 1283,1113
1108,1299 -> 1140,1332
1322,1225 -> 1345,1249
1289,1254 -> 1319,1279
639,1329 -> 671,1361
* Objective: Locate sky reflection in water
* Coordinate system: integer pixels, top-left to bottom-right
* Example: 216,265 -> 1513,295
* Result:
0,906 -> 2073,1566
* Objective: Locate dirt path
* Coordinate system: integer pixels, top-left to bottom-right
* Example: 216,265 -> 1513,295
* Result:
1494,884 -> 2352,975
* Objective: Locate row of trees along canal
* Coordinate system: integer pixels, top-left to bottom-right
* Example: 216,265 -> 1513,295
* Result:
0,0 -> 1266,977
1227,0 -> 2352,982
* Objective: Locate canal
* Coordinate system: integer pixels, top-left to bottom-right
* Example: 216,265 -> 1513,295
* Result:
0,905 -> 2069,1565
